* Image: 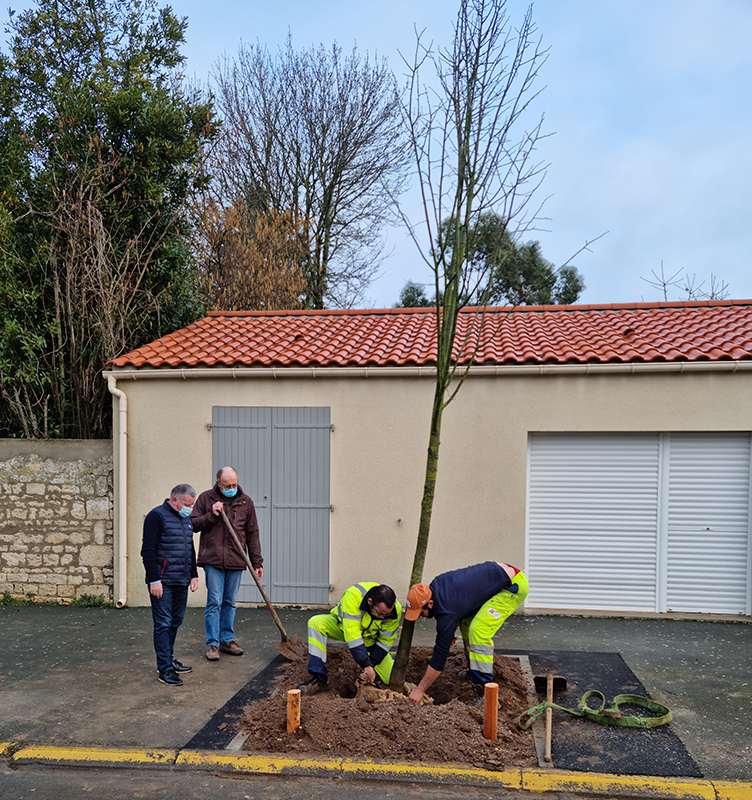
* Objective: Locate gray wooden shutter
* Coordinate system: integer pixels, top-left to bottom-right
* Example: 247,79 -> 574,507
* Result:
211,406 -> 330,605
211,407 -> 272,603
270,407 -> 331,605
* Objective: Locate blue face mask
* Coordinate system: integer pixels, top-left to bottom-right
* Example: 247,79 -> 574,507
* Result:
221,487 -> 238,498
178,504 -> 193,518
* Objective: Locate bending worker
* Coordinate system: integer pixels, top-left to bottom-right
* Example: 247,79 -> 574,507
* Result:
404,561 -> 528,705
299,583 -> 402,695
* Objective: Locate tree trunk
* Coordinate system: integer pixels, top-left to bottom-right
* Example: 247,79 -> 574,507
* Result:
389,382 -> 445,689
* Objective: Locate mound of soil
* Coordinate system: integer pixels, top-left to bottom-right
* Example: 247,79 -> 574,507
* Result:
239,638 -> 538,770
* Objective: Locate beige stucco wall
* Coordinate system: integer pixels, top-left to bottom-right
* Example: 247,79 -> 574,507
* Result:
110,368 -> 752,608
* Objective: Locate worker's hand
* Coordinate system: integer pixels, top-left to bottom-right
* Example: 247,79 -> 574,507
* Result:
255,567 -> 264,580
189,578 -> 199,592
408,686 -> 424,705
360,666 -> 377,685
211,501 -> 224,516
149,581 -> 163,599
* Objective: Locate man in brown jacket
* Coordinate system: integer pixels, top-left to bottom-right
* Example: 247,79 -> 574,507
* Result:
191,467 -> 263,661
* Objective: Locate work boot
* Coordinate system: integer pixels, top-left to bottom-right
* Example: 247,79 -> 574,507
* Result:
206,645 -> 220,661
458,669 -> 471,681
299,676 -> 328,695
219,640 -> 243,656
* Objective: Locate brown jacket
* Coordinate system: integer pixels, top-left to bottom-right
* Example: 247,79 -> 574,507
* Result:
191,484 -> 262,571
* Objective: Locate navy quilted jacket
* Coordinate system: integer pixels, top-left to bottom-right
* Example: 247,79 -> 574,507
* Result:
141,500 -> 198,585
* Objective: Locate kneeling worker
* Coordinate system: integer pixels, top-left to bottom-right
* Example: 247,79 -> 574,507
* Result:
404,561 -> 528,705
300,583 -> 402,694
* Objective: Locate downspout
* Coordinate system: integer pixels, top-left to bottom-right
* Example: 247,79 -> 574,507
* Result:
106,374 -> 128,608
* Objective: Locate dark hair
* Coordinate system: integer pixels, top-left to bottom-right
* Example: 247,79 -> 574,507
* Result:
170,483 -> 195,500
369,584 -> 396,608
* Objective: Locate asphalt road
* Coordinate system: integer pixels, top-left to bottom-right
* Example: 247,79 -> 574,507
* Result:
0,763 -> 662,800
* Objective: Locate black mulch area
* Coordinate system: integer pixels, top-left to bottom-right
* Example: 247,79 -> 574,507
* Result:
186,648 -> 702,779
504,649 -> 702,778
185,654 -> 288,750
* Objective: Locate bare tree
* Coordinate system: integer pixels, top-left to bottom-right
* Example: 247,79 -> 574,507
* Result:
193,198 -> 307,311
43,152 -> 182,438
210,36 -> 410,309
642,261 -> 730,302
389,0 -> 549,689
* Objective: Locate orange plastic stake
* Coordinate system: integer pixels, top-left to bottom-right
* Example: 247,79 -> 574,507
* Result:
483,682 -> 499,740
287,688 -> 301,734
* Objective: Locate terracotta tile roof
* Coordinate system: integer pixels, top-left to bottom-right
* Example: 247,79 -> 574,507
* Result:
108,300 -> 752,369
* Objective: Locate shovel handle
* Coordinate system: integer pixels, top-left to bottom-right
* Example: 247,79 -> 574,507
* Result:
219,509 -> 288,642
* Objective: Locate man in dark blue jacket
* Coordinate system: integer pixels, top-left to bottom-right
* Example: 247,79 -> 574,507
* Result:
141,484 -> 199,686
404,561 -> 529,705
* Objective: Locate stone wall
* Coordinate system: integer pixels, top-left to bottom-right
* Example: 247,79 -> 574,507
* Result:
0,440 -> 113,603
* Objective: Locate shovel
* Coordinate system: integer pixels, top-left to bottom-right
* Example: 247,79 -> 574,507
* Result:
534,673 -> 567,763
219,508 -> 288,643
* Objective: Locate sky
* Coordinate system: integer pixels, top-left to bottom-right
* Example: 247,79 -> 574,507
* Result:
4,0 -> 752,308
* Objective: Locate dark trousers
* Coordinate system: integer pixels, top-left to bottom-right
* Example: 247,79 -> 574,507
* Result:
149,583 -> 189,674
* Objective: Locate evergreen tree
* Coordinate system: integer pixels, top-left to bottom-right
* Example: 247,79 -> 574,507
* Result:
0,0 -> 218,437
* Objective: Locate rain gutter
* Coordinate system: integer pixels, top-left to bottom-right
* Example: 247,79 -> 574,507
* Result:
102,360 -> 752,381
106,375 -> 129,608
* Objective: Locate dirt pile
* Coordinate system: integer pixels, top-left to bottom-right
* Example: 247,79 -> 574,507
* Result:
241,639 -> 538,770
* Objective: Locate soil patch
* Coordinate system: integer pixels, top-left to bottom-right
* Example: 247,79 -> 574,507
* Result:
241,638 -> 538,770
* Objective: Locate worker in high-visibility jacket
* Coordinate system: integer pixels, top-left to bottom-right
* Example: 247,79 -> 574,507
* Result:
403,561 -> 529,706
299,582 -> 402,695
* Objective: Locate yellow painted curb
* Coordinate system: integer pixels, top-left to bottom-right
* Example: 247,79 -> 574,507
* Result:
176,750 -> 343,776
12,745 -> 178,768
7,744 -> 752,800
523,768 -> 718,799
340,757 -> 522,787
713,782 -> 752,800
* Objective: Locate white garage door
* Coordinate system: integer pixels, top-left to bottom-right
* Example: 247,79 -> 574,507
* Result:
526,432 -> 752,615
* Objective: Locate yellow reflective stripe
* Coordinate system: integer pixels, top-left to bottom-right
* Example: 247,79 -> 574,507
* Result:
307,629 -> 328,659
469,655 -> 493,674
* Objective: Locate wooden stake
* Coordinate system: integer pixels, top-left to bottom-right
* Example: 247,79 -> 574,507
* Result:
483,682 -> 498,740
287,688 -> 301,734
544,674 -> 553,762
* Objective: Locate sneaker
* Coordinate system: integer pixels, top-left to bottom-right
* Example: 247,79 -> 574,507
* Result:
299,676 -> 328,695
206,645 -> 220,661
219,640 -> 243,656
172,659 -> 192,673
158,669 -> 183,686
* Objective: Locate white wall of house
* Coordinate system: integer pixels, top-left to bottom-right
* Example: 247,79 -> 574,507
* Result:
111,368 -> 752,609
